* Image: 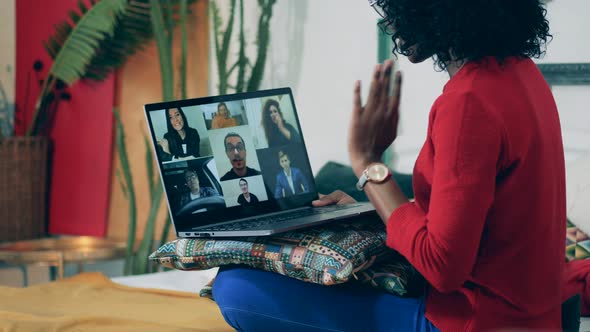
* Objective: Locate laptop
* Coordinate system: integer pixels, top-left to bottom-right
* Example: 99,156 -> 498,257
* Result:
144,87 -> 375,237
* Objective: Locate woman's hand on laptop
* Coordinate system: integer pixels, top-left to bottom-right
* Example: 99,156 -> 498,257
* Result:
312,190 -> 357,207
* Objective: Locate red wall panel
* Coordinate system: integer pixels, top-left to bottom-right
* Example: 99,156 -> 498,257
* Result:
15,0 -> 114,236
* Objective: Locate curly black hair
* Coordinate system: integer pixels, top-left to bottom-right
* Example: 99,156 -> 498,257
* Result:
376,0 -> 552,71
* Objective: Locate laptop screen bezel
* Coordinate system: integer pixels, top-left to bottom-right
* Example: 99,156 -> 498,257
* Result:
144,87 -> 320,233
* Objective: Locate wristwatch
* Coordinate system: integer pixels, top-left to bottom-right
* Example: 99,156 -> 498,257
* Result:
356,162 -> 392,191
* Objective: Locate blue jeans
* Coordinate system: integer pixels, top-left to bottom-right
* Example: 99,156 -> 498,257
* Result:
213,266 -> 441,332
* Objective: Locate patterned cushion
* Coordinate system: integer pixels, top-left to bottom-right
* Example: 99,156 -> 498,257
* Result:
566,219 -> 590,261
353,252 -> 425,297
150,216 -> 422,296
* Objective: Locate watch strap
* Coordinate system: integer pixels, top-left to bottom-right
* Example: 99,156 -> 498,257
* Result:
356,171 -> 369,191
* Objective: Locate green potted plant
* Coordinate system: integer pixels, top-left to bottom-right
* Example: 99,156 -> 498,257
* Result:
38,0 -> 196,275
0,0 -> 130,243
26,0 -> 278,275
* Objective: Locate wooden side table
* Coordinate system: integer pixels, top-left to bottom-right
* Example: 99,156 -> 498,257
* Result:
0,236 -> 126,286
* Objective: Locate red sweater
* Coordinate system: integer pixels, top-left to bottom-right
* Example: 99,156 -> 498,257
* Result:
387,57 -> 566,331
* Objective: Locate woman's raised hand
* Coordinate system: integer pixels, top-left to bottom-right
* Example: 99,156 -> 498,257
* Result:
158,138 -> 170,154
348,59 -> 402,176
275,115 -> 285,130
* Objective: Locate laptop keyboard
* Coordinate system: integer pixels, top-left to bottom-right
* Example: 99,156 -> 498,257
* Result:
205,204 -> 361,232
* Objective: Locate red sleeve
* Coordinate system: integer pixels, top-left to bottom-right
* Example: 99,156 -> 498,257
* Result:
386,92 -> 504,293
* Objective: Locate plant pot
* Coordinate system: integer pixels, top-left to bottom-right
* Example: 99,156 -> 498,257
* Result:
0,137 -> 50,242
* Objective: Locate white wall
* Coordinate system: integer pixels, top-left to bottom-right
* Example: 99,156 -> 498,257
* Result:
538,0 -> 590,164
0,0 -> 15,137
210,0 -> 590,175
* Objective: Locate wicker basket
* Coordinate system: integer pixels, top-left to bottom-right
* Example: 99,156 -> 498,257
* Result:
0,137 -> 50,242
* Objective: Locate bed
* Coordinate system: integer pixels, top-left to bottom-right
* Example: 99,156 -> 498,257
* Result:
0,268 -> 230,331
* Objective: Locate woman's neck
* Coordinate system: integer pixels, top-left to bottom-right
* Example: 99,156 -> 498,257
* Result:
177,129 -> 186,139
446,60 -> 465,78
445,49 -> 466,78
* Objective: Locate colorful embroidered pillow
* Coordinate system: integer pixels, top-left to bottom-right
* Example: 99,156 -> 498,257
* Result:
353,251 -> 425,297
150,216 -> 415,289
566,219 -> 590,261
197,257 -> 425,300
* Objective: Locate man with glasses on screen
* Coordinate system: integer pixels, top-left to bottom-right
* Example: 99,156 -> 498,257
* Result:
220,132 -> 261,181
179,169 -> 219,211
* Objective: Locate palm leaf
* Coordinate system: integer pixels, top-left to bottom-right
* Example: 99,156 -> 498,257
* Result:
84,0 -> 155,81
44,0 -> 127,85
44,0 -> 197,82
29,0 -> 127,135
88,0 -> 197,82
30,0 -> 196,136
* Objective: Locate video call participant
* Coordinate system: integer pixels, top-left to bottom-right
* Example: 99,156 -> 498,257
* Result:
274,150 -> 310,198
212,102 -> 238,129
237,178 -> 259,206
220,132 -> 261,181
158,107 -> 201,161
178,169 -> 219,209
261,99 -> 299,147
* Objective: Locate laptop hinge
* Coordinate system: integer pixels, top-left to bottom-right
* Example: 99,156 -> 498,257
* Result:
191,206 -> 311,230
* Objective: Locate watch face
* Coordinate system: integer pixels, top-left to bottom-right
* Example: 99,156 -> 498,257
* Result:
368,163 -> 390,183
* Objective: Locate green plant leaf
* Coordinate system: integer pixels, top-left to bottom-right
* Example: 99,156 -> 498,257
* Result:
114,108 -> 137,276
215,0 -> 237,95
159,214 -> 171,248
115,168 -> 128,199
45,0 -> 127,85
235,0 -> 247,93
247,0 -> 276,92
144,135 -> 156,193
133,181 -> 163,275
83,0 -> 155,81
180,0 -> 188,99
43,0 -> 196,83
149,0 -> 174,101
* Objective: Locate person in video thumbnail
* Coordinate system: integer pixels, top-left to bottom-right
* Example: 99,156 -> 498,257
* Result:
220,132 -> 261,181
274,150 -> 309,198
158,107 -> 201,161
237,178 -> 259,206
178,169 -> 219,208
212,102 -> 238,129
261,98 -> 299,147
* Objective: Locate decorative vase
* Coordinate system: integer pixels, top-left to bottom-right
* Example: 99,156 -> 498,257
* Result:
0,137 -> 50,242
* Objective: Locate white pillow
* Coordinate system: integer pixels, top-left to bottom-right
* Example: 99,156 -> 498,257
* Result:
566,155 -> 590,234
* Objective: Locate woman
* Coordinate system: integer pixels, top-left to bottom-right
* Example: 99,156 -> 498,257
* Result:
213,1 -> 565,331
261,98 -> 299,147
158,107 -> 200,161
211,102 -> 238,129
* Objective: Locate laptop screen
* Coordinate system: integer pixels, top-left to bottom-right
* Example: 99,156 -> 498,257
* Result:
144,88 -> 318,232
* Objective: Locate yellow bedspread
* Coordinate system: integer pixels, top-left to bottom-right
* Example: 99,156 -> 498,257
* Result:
0,272 -> 233,332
